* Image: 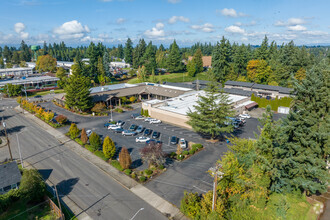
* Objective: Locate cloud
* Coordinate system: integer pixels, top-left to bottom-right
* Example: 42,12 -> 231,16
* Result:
217,8 -> 247,17
275,17 -> 306,26
53,20 -> 90,39
168,16 -> 190,24
190,23 -> 214,33
287,25 -> 307,31
235,20 -> 257,27
116,18 -> 126,24
168,0 -> 181,3
144,22 -> 165,38
14,22 -> 29,39
225,25 -> 245,34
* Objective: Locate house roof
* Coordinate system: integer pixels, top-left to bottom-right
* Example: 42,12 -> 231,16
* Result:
225,80 -> 254,88
188,56 -> 212,67
192,80 -> 212,85
0,161 -> 22,189
223,88 -> 256,97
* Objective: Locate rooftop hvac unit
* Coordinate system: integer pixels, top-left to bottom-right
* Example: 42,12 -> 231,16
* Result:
179,98 -> 184,101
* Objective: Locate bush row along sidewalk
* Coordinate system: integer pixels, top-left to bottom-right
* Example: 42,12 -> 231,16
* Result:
15,106 -> 187,220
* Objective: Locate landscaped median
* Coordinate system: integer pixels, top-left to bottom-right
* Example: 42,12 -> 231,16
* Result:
66,123 -> 167,183
17,97 -> 68,128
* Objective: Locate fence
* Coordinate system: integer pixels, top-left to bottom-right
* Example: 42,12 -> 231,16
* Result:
47,196 -> 65,220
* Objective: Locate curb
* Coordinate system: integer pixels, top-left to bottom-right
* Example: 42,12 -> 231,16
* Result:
15,106 -> 187,220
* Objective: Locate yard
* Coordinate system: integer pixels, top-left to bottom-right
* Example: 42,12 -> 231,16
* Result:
127,71 -> 213,84
27,89 -> 65,97
0,199 -> 57,220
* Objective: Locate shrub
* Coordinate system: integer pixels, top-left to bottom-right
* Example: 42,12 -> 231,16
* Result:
85,145 -> 95,153
81,128 -> 88,144
119,147 -> 132,169
19,169 -> 46,202
94,150 -> 109,161
115,108 -> 123,113
124,169 -> 132,175
177,154 -> 184,160
69,123 -> 80,139
145,169 -> 153,175
55,115 -> 67,124
129,96 -> 136,103
131,172 -> 137,179
192,143 -> 203,149
75,138 -> 83,146
159,164 -> 165,170
89,132 -> 101,151
182,150 -> 189,155
189,149 -> 195,155
139,176 -> 146,182
91,102 -> 106,113
103,136 -> 116,159
169,152 -> 177,158
110,160 -> 124,171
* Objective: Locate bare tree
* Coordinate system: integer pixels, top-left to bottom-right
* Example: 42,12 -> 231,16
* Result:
140,142 -> 166,168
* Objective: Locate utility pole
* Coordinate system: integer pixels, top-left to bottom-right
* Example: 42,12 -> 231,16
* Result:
16,134 -> 24,168
2,118 -> 13,161
209,164 -> 223,211
54,185 -> 63,220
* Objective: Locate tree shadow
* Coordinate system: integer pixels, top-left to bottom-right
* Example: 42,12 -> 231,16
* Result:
4,125 -> 25,135
131,159 -> 142,169
1,115 -> 12,121
56,177 -> 79,197
38,169 -> 53,180
127,148 -> 133,154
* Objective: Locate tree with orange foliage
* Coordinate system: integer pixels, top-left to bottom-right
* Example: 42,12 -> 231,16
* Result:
119,147 -> 132,169
80,128 -> 88,144
246,59 -> 272,84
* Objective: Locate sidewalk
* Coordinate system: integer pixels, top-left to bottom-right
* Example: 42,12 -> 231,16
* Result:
16,106 -> 187,220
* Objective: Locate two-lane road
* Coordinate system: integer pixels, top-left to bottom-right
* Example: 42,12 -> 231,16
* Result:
0,100 -> 166,220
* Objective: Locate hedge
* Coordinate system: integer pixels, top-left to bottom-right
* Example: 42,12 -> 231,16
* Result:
110,160 -> 124,171
75,138 -> 84,146
251,93 -> 293,111
192,143 -> 203,149
182,151 -> 189,155
94,151 -> 109,161
124,169 -> 132,175
85,145 -> 95,153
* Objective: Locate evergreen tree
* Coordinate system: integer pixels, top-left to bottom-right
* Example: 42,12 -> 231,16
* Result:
143,41 -> 157,74
117,44 -> 124,59
255,35 -> 269,60
55,67 -> 67,89
103,136 -> 116,159
187,81 -> 234,139
192,48 -> 203,73
69,123 -> 80,139
133,39 -> 146,68
271,61 -> 330,194
65,63 -> 93,112
124,38 -> 133,65
89,132 -> 101,151
103,51 -> 110,76
212,37 -> 231,83
187,59 -> 197,77
167,40 -> 183,72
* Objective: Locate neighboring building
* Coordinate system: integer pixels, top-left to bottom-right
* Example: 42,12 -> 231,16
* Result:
224,80 -> 293,98
57,61 -> 74,75
110,61 -> 131,68
0,161 -> 22,194
142,90 -> 253,129
0,76 -> 59,91
187,56 -> 212,68
0,67 -> 33,78
26,62 -> 36,69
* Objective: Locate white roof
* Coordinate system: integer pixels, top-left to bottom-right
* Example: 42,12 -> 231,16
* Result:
90,83 -> 138,94
157,90 -> 247,115
0,76 -> 59,87
234,100 -> 255,108
0,67 -> 33,72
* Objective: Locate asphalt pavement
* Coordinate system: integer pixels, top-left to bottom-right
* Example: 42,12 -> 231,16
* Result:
0,99 -> 167,220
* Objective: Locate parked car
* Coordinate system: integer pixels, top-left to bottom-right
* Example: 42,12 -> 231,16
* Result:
86,130 -> 92,137
34,95 -> 42,98
104,122 -> 112,127
144,117 -> 153,122
149,119 -> 162,124
116,120 -> 125,126
232,122 -> 239,129
152,131 -> 160,139
131,113 -> 140,119
170,136 -> 177,145
122,130 -> 137,136
113,128 -> 124,133
108,124 -> 122,130
156,140 -> 162,145
146,139 -> 156,144
179,138 -> 187,148
129,124 -> 137,131
144,128 -> 152,136
135,136 -> 150,143
239,113 -> 251,119
135,116 -> 144,120
136,125 -> 145,133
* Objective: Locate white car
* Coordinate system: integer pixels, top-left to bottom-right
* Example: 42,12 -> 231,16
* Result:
179,138 -> 187,149
144,117 -> 153,122
135,116 -> 145,120
149,119 -> 162,124
86,130 -> 92,137
239,114 -> 251,119
108,124 -> 122,130
135,136 -> 151,143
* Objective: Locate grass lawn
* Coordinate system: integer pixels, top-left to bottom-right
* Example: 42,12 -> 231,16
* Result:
0,199 -> 57,220
27,89 -> 65,97
127,71 -> 212,84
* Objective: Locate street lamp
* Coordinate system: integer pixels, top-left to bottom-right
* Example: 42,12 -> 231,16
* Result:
129,208 -> 144,220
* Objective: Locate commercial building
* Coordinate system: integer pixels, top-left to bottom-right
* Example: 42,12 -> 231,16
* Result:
0,76 -> 59,91
110,61 -> 131,68
142,90 -> 253,129
0,67 -> 33,78
0,161 -> 22,194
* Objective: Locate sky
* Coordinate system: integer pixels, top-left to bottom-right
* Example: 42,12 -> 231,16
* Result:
0,0 -> 329,47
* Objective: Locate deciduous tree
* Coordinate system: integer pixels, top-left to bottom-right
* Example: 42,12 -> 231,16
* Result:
103,136 -> 116,159
119,147 -> 132,169
140,142 -> 166,167
69,123 -> 80,139
36,54 -> 57,72
80,128 -> 88,144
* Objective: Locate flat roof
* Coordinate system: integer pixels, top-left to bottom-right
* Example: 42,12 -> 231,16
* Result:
155,90 -> 247,116
0,76 -> 59,87
0,67 -> 33,72
90,83 -> 138,94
